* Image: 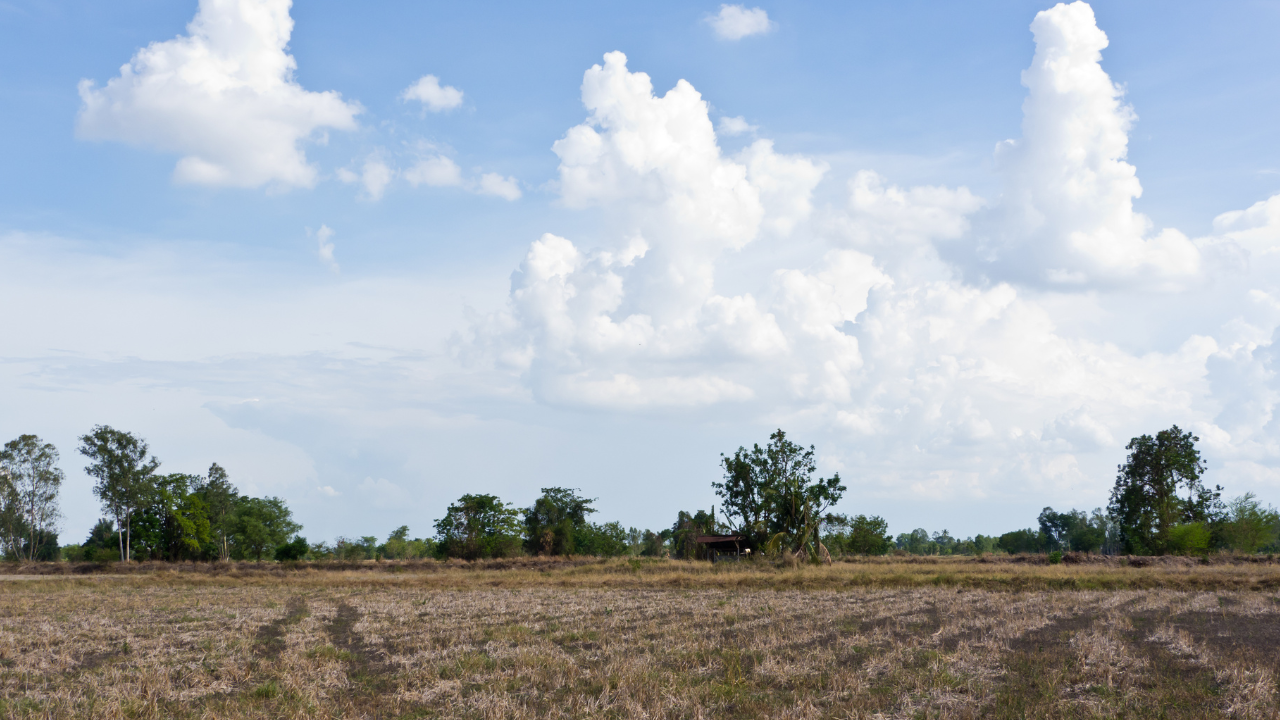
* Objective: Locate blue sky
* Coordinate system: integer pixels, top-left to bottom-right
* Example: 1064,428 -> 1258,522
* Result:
2,0 -> 1279,544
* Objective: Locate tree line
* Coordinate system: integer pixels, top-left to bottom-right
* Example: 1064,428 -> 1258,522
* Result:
2,424 -> 1278,563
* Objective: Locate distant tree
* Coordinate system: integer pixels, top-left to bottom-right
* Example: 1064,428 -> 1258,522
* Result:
996,528 -> 1047,555
132,474 -> 212,561
670,509 -> 720,559
227,496 -> 300,561
380,525 -> 412,559
78,519 -> 119,562
576,521 -> 629,557
639,529 -> 667,557
896,528 -> 934,555
523,487 -> 596,556
435,494 -> 523,559
274,536 -> 308,561
0,435 -> 64,561
79,426 -> 160,562
1109,426 -> 1219,555
1221,494 -> 1280,554
191,463 -> 239,560
1038,507 -> 1106,553
824,514 -> 892,556
715,430 -> 845,557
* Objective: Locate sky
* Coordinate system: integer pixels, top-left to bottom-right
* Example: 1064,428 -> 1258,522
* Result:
2,0 -> 1279,545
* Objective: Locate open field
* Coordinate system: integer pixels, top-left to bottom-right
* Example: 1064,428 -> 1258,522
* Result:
2,559 -> 1279,719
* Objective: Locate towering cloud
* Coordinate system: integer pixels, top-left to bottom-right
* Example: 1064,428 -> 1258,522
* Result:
970,1 -> 1201,288
77,0 -> 360,189
467,6 -> 1280,502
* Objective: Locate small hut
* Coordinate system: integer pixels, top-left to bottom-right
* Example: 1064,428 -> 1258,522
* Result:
694,535 -> 748,562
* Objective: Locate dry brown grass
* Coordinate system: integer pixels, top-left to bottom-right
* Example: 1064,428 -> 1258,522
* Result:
2,559 -> 1278,718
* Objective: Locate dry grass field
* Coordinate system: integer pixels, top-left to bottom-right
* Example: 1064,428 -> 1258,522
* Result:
2,558 -> 1279,719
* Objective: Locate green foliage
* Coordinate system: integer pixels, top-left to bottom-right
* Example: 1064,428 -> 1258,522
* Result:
0,434 -> 64,561
713,429 -> 845,553
1109,425 -> 1221,555
191,463 -> 239,560
1038,507 -> 1107,553
274,536 -> 308,561
435,494 -> 524,559
996,528 -> 1047,555
1166,522 -> 1211,555
227,496 -> 301,561
523,487 -> 596,556
131,474 -> 212,561
78,426 -> 160,561
1220,493 -> 1280,554
824,514 -> 892,556
670,509 -> 720,559
1048,551 -> 1063,564
575,521 -> 628,557
76,519 -> 119,562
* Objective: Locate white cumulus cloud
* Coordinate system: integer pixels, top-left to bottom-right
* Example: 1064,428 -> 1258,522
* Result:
478,173 -> 522,201
401,74 -> 464,112
337,157 -> 394,200
404,155 -> 464,188
969,1 -> 1201,289
76,0 -> 360,189
717,115 -> 757,136
461,18 -> 1280,503
707,5 -> 774,40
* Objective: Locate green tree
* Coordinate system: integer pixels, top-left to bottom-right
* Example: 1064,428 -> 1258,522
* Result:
1038,507 -> 1106,553
0,435 -> 64,561
670,509 -> 720,559
227,496 -> 300,561
191,463 -> 239,560
435,494 -> 524,559
274,536 -> 308,561
1108,426 -> 1218,555
79,519 -> 120,562
132,474 -> 212,561
78,426 -> 160,562
1221,493 -> 1280,554
996,528 -> 1047,555
575,521 -> 628,557
523,487 -> 596,556
823,514 -> 892,556
380,525 -> 412,559
715,430 -> 845,558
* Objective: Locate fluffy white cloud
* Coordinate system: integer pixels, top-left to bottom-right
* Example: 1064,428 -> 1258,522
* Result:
717,115 -> 757,136
404,155 -> 463,188
464,20 -> 1280,505
401,74 -> 464,112
970,1 -> 1201,288
76,0 -> 360,188
478,173 -> 522,201
337,157 -> 394,200
707,5 -> 774,40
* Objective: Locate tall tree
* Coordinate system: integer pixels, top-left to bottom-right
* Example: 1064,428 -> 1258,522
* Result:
714,430 -> 844,555
191,463 -> 238,560
1108,426 -> 1215,555
0,435 -> 64,561
523,487 -> 596,556
132,474 -> 212,561
78,426 -> 160,561
434,494 -> 523,559
227,496 -> 300,561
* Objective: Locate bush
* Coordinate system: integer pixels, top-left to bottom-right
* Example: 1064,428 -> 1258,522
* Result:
274,536 -> 308,561
1167,522 -> 1210,556
1048,551 -> 1063,565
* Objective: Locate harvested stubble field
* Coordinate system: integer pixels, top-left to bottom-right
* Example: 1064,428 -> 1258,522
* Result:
2,558 -> 1279,719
